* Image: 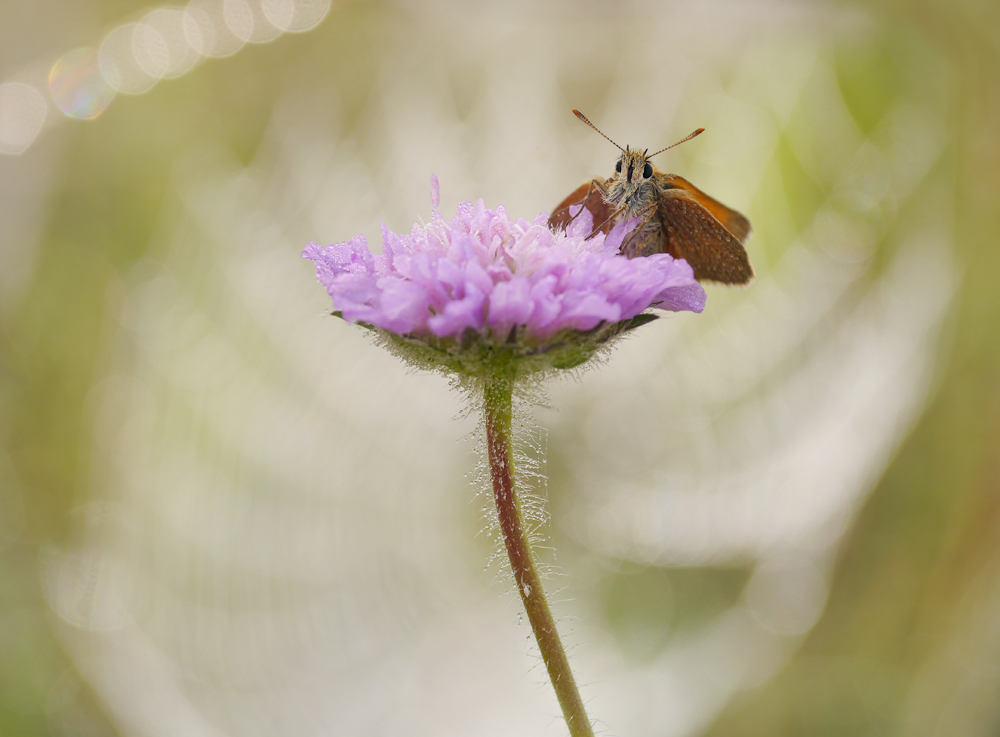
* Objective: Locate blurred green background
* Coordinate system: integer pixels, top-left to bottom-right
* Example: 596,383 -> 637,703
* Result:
2,0 -> 999,735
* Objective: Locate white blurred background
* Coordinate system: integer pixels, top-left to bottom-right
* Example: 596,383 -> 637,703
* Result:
3,1 -> 999,736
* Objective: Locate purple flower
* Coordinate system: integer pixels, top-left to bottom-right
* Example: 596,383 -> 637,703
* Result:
303,185 -> 705,354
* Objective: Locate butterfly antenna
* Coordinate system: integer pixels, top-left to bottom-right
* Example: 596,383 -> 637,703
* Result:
649,128 -> 705,158
573,110 -> 624,152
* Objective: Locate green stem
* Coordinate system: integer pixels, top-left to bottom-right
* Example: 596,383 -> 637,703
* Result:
483,378 -> 595,737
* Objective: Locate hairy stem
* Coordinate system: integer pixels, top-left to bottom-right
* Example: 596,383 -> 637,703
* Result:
483,378 -> 595,737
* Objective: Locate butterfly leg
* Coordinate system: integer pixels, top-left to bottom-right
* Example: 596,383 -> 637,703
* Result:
619,203 -> 659,258
590,204 -> 627,239
550,179 -> 598,224
574,180 -> 610,235
550,179 -> 616,240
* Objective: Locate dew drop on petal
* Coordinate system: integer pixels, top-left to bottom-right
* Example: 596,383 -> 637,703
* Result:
430,174 -> 440,209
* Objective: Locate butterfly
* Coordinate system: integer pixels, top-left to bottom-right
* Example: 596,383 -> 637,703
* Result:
549,110 -> 754,285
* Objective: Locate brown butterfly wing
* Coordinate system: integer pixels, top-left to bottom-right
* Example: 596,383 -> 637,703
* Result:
653,187 -> 755,285
660,173 -> 752,244
548,179 -> 616,235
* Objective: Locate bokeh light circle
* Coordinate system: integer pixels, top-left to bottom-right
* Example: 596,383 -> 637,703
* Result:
100,25 -> 158,94
261,0 -> 332,33
132,22 -> 171,79
185,0 -> 249,57
183,7 -> 217,57
138,8 -> 204,78
0,83 -> 48,154
48,47 -> 116,119
224,0 -> 256,43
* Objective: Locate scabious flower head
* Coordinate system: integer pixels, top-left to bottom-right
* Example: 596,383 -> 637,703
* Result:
303,178 -> 705,379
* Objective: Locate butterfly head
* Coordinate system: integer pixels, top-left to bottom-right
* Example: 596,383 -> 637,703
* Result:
606,147 -> 659,215
570,110 -> 704,217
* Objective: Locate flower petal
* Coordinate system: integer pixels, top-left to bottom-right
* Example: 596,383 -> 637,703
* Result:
303,184 -> 706,346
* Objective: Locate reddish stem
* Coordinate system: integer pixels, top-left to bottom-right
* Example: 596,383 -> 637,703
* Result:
484,379 -> 595,737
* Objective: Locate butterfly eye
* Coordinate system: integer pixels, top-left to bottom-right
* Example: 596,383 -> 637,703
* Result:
643,163 -> 652,178
615,160 -> 622,173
